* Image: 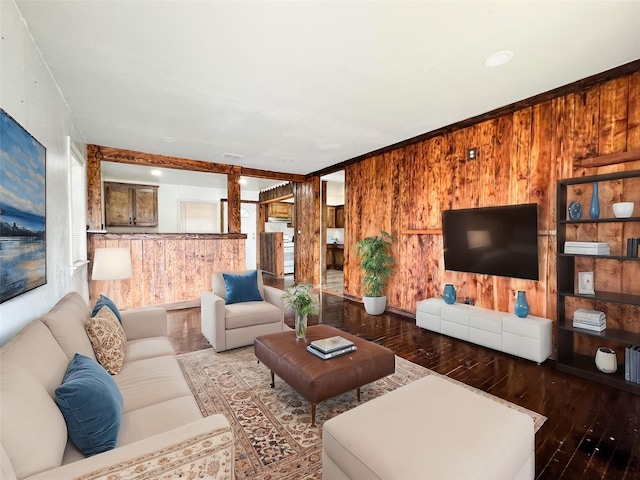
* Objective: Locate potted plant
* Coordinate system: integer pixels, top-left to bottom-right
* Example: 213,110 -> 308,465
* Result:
355,231 -> 394,315
282,283 -> 318,338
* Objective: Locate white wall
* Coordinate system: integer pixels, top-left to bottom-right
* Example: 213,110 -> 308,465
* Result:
0,1 -> 86,345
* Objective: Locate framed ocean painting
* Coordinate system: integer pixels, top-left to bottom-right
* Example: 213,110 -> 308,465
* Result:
0,109 -> 47,303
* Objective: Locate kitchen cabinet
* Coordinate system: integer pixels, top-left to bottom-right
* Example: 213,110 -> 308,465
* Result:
105,182 -> 158,227
326,206 -> 336,228
326,205 -> 344,228
268,202 -> 292,219
556,169 -> 640,394
335,205 -> 345,228
326,244 -> 344,270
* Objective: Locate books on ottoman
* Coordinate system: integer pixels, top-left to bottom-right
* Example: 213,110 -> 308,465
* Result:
307,344 -> 357,360
309,336 -> 354,354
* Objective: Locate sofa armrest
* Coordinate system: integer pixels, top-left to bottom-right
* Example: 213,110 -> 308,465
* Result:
263,285 -> 287,331
120,307 -> 167,340
201,291 -> 227,351
24,416 -> 233,480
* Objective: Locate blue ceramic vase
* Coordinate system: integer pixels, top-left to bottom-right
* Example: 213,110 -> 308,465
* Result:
514,291 -> 529,318
589,183 -> 600,219
443,284 -> 456,305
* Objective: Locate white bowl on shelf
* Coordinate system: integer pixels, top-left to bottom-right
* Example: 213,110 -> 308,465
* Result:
612,202 -> 634,218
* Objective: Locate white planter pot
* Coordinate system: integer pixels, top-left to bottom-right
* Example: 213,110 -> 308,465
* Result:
363,296 -> 387,315
595,347 -> 617,373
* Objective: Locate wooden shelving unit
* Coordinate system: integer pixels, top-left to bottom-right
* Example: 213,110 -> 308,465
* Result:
556,169 -> 640,394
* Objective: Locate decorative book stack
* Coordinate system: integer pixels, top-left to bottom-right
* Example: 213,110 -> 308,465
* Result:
625,345 -> 640,383
307,336 -> 357,360
564,242 -> 610,255
573,308 -> 606,332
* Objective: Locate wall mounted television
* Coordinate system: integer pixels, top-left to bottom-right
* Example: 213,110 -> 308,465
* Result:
442,203 -> 539,281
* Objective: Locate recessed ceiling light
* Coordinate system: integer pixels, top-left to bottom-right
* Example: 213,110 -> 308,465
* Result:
484,50 -> 513,67
161,136 -> 175,143
150,169 -> 162,177
223,152 -> 244,159
239,178 -> 247,185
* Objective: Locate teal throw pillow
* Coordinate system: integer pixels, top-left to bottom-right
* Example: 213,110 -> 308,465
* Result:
54,353 -> 123,456
91,294 -> 122,323
223,270 -> 263,304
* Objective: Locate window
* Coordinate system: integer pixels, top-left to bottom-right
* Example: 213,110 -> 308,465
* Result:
180,201 -> 219,232
68,138 -> 87,267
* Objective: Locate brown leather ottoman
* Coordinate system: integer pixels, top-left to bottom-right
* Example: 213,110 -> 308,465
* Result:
254,324 -> 395,426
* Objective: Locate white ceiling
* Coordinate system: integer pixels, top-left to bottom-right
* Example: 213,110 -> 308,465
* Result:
14,1 -> 640,180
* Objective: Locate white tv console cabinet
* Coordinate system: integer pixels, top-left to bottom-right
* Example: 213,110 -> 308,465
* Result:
416,298 -> 552,363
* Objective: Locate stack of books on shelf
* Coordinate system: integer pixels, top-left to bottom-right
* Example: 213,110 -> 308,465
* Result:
307,336 -> 357,360
626,238 -> 640,257
625,345 -> 640,384
564,241 -> 610,255
573,308 -> 606,332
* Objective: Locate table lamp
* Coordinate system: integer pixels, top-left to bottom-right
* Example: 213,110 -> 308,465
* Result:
92,247 -> 132,280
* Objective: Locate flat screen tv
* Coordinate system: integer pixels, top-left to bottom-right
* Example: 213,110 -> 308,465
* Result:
442,203 -> 539,281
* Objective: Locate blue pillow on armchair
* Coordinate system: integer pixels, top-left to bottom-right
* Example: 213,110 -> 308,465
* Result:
222,270 -> 263,304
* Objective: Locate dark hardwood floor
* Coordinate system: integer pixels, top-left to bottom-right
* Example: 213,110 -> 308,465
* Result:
167,280 -> 640,480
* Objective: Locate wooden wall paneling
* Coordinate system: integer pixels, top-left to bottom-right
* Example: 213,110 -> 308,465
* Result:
86,145 -> 103,230
572,85 -> 601,169
388,150 -> 403,309
478,120 -> 497,206
628,72 -> 640,151
399,144 -> 426,231
227,166 -> 241,234
130,239 -> 143,307
598,77 -> 630,166
294,178 -> 321,286
510,108 -> 533,205
426,137 -> 443,229
464,124 -> 481,209
493,115 -> 513,206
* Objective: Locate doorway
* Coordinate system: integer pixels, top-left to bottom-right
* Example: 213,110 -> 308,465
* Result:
320,171 -> 345,295
241,204 -> 256,269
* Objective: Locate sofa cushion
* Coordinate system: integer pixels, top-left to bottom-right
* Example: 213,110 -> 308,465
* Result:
113,356 -> 193,413
40,292 -> 96,361
125,337 -> 176,362
0,319 -> 69,397
91,294 -> 122,323
225,301 -> 282,329
213,269 -> 265,300
86,306 -> 127,374
55,354 -> 124,457
222,270 -> 263,304
0,366 -> 68,479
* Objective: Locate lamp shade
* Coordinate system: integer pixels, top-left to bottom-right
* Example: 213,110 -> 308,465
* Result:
92,248 -> 132,280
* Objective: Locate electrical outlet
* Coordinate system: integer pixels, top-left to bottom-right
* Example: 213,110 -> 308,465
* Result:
467,147 -> 478,160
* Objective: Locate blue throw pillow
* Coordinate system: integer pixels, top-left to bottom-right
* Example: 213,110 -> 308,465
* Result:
223,270 -> 263,304
91,295 -> 122,323
54,353 -> 123,456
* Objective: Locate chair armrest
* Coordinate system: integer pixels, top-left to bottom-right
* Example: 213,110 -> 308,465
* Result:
120,307 -> 167,340
201,291 -> 227,351
263,286 -> 285,327
25,416 -> 233,480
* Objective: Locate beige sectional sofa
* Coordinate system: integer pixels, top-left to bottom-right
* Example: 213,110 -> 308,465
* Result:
0,292 -> 233,480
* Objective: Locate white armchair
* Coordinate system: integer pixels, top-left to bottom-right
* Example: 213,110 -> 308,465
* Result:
201,270 -> 287,352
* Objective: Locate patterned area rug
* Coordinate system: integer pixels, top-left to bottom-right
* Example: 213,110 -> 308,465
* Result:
177,346 -> 546,480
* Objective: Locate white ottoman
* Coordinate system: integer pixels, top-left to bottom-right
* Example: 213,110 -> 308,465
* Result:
322,375 -> 534,480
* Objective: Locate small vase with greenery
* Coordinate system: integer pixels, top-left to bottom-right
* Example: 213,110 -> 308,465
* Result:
282,283 -> 318,338
355,231 -> 394,315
